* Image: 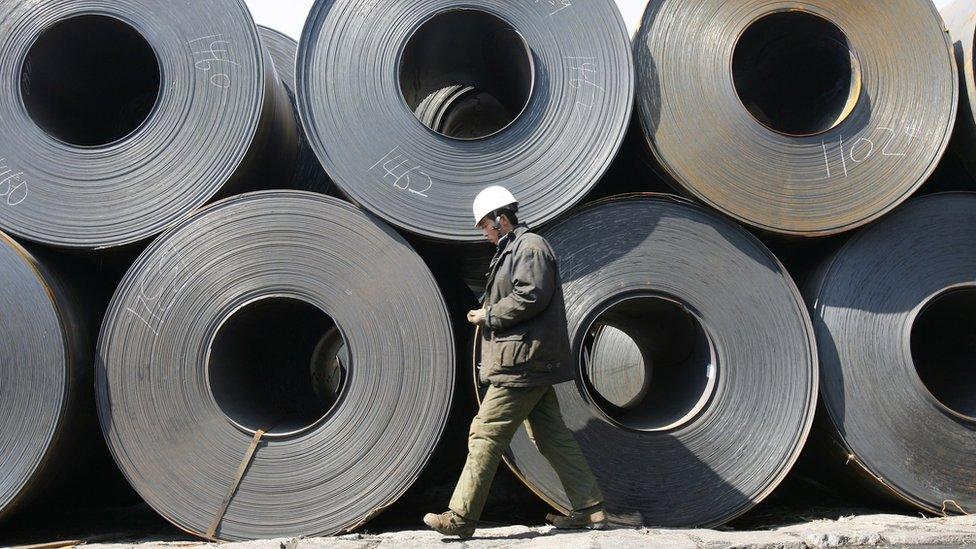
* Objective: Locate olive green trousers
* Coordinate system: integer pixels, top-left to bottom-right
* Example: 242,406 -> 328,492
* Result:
448,384 -> 603,521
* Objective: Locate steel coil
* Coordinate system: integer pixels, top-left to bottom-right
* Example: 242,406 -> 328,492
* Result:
481,194 -> 817,527
96,191 -> 456,540
944,0 -> 976,181
806,192 -> 976,515
0,0 -> 298,249
0,232 -> 97,520
257,26 -> 332,195
633,0 -> 957,237
297,0 -> 633,242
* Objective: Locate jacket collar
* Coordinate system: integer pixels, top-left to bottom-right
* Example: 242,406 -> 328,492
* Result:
497,223 -> 529,252
482,223 -> 531,303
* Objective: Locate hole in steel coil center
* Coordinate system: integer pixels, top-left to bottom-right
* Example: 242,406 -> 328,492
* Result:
586,326 -> 650,409
732,11 -> 861,137
20,15 -> 161,148
580,295 -> 718,432
911,287 -> 976,421
208,296 -> 349,437
398,9 -> 534,140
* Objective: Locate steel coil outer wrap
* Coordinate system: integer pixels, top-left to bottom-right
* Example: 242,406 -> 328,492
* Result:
633,0 -> 957,237
0,0 -> 298,249
482,194 -> 817,527
0,233 -> 93,520
257,26 -> 332,195
297,0 -> 633,242
807,192 -> 976,514
943,0 -> 976,181
96,191 -> 456,540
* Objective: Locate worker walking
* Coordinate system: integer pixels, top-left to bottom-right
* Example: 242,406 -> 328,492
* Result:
423,186 -> 607,539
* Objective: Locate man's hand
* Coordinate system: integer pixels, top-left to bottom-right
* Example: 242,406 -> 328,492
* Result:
467,308 -> 487,327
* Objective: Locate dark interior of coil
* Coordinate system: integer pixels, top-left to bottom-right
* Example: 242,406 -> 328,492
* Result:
911,287 -> 976,420
580,295 -> 718,432
208,297 -> 348,436
398,9 -> 533,140
20,15 -> 161,147
732,11 -> 859,136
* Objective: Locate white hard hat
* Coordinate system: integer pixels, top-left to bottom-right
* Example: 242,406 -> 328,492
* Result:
473,186 -> 518,227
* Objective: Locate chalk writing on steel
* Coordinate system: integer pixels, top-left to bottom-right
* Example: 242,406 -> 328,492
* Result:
567,57 -> 604,117
369,146 -> 433,198
820,123 -> 923,180
0,159 -> 28,206
125,246 -> 192,336
536,0 -> 572,16
189,35 -> 239,89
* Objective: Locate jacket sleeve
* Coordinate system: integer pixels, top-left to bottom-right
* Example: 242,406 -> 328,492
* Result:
486,245 -> 555,331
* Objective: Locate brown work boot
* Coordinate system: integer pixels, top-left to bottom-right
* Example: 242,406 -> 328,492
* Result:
546,504 -> 609,530
423,510 -> 476,539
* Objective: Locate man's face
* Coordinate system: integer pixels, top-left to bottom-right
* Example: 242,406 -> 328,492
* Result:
478,217 -> 503,246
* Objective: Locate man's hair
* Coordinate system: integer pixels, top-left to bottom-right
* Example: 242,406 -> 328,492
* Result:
493,207 -> 518,226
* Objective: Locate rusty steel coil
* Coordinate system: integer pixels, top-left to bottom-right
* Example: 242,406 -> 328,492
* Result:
806,192 -> 976,515
633,0 -> 957,236
478,194 -> 818,527
944,0 -> 976,181
0,1 -> 298,249
297,0 -> 633,242
96,191 -> 457,540
257,26 -> 332,195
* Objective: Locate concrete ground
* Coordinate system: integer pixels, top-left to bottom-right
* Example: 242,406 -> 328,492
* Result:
57,514 -> 976,549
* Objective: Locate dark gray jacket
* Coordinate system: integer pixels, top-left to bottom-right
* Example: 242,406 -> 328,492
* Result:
479,224 -> 574,387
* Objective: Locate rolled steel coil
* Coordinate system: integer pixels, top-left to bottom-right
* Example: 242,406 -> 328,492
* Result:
806,192 -> 976,514
0,1 -> 298,249
0,232 -> 93,520
944,1 -> 976,181
257,26 -> 332,195
633,1 -> 957,237
479,194 -> 817,527
96,191 -> 456,540
297,0 -> 633,242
